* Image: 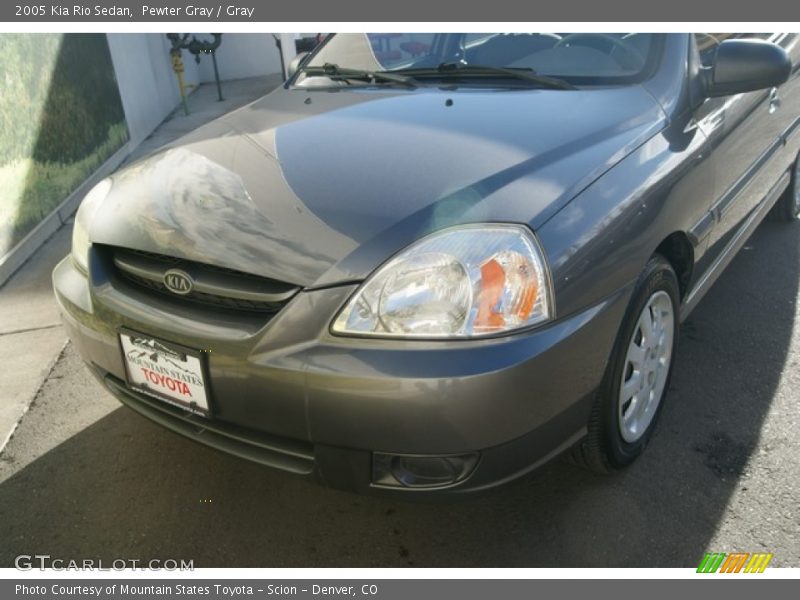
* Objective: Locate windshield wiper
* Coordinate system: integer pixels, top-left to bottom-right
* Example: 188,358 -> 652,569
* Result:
395,62 -> 577,90
298,63 -> 417,88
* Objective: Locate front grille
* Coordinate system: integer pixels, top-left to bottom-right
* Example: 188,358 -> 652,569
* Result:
106,247 -> 300,315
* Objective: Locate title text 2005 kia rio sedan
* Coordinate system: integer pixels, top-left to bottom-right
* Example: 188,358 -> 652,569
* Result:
54,33 -> 800,494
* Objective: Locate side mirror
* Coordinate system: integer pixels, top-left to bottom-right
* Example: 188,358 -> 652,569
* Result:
705,39 -> 792,98
287,51 -> 310,80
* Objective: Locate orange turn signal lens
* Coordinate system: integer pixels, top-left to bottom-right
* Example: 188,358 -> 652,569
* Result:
476,258 -> 506,330
474,252 -> 540,333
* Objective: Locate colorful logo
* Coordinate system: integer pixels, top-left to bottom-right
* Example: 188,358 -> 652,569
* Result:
697,552 -> 773,573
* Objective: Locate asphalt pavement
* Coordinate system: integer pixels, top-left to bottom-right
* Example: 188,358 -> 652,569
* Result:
0,219 -> 798,568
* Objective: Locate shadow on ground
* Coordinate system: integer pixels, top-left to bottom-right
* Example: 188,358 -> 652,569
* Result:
0,220 -> 797,567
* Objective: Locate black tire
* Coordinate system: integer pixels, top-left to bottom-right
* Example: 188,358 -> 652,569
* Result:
570,254 -> 680,473
770,152 -> 800,222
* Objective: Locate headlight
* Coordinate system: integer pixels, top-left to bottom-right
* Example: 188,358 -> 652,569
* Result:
71,179 -> 111,274
332,224 -> 553,338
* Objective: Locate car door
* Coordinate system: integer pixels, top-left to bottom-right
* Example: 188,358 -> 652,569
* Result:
693,34 -> 799,264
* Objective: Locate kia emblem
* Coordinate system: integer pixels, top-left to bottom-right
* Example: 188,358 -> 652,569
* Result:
163,269 -> 194,295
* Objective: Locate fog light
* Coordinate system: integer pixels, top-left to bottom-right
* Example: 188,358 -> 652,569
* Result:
372,452 -> 479,488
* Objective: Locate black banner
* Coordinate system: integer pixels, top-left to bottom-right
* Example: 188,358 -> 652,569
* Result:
0,0 -> 798,22
4,580 -> 800,600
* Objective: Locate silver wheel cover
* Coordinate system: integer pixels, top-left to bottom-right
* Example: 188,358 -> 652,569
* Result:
618,290 -> 675,443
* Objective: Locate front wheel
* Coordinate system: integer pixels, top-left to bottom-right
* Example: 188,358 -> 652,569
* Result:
571,255 -> 679,473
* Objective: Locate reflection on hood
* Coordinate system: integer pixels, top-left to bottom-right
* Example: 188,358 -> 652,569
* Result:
93,147 -> 357,286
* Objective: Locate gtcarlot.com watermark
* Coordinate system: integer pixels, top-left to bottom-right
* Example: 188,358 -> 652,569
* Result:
15,554 -> 194,571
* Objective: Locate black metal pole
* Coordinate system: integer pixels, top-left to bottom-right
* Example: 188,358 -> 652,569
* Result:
211,51 -> 224,101
273,34 -> 286,80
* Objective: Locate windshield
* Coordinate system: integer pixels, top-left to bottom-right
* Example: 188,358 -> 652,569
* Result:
299,33 -> 663,87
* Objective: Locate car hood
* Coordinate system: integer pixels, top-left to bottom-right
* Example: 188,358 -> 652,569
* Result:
90,85 -> 666,288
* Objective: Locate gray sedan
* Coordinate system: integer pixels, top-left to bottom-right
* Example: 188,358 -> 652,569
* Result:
53,33 -> 800,495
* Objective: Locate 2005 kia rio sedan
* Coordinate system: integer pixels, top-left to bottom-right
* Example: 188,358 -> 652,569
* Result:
54,33 -> 800,494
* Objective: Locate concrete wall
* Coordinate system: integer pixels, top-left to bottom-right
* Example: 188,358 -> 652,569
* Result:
107,34 -> 201,147
195,33 -> 285,82
108,34 -> 288,147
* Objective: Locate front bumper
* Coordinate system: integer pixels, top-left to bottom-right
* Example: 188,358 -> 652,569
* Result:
53,249 -> 631,495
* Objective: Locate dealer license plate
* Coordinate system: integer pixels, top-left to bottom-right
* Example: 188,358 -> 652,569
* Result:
119,331 -> 210,415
